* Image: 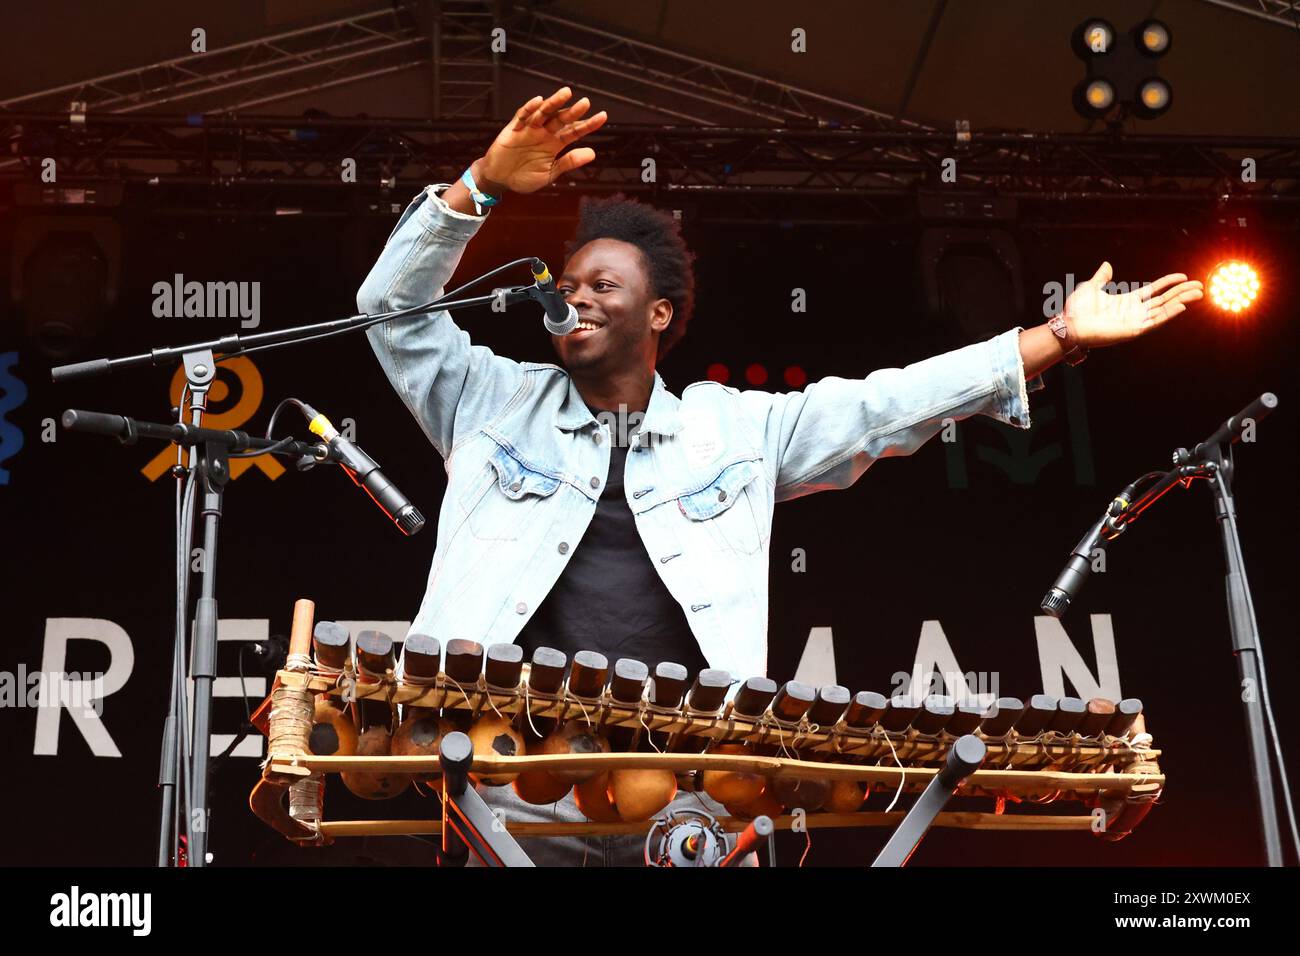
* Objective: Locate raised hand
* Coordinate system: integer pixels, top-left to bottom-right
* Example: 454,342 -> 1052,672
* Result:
477,86 -> 608,195
1065,261 -> 1204,348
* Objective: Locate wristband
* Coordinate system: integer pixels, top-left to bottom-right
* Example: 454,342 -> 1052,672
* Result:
1048,314 -> 1089,366
460,166 -> 501,215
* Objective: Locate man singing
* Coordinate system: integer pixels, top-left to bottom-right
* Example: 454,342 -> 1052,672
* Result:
356,86 -> 1204,865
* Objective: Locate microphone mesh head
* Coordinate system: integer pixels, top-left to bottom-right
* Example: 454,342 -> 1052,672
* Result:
1040,589 -> 1069,618
396,506 -> 425,536
544,303 -> 579,335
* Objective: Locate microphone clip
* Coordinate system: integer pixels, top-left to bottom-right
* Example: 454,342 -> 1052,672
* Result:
295,443 -> 330,472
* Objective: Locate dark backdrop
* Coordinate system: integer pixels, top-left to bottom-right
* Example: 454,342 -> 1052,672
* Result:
1,191 -> 1295,866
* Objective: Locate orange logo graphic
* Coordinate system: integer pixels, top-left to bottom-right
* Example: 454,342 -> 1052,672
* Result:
141,356 -> 284,481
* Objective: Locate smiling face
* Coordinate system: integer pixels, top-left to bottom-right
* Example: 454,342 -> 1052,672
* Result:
550,237 -> 672,378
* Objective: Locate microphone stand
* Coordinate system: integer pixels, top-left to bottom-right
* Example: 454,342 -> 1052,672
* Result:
872,735 -> 986,867
1183,394 -> 1284,866
48,287 -> 536,385
49,276 -> 543,867
1041,393 -> 1286,865
60,398 -> 339,866
436,732 -> 534,867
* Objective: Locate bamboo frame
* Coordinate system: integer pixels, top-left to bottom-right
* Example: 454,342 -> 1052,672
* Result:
252,665 -> 1164,846
278,668 -> 1158,773
318,811 -> 1097,839
269,751 -> 1163,795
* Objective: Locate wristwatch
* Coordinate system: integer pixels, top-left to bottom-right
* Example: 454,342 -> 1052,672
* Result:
1048,314 -> 1089,366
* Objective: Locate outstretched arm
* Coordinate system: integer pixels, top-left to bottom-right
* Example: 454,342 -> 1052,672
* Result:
741,261 -> 1204,502
357,87 -> 607,459
738,327 -> 1034,502
357,186 -> 517,460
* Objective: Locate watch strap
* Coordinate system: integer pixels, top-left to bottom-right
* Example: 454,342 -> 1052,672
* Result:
1049,314 -> 1089,366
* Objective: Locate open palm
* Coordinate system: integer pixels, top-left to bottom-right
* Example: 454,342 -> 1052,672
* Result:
481,86 -> 608,194
1066,261 -> 1204,347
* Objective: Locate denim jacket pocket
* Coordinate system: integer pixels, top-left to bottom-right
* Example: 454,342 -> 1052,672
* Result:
464,443 -> 563,541
675,458 -> 764,554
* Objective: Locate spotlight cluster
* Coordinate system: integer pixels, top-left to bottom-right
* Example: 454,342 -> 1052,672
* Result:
1072,18 -> 1172,120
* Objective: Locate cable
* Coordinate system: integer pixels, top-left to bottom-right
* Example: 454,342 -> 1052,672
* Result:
1131,470 -> 1167,489
1106,470 -> 1169,535
176,382 -> 209,863
213,257 -> 537,365
164,387 -> 189,866
162,442 -> 186,866
176,465 -> 199,863
228,436 -> 297,460
1114,467 -> 1206,531
172,387 -> 200,864
228,397 -> 312,460
442,256 -> 536,301
211,642 -> 259,767
222,323 -> 386,362
264,397 -> 309,441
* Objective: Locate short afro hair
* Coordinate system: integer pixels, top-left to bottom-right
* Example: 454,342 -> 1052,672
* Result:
564,193 -> 696,362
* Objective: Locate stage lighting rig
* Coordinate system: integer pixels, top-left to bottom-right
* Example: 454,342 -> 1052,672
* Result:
1072,18 -> 1173,121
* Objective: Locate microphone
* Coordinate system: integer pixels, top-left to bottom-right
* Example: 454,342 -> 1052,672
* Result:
529,258 -> 578,334
1040,480 -> 1139,617
299,403 -> 425,536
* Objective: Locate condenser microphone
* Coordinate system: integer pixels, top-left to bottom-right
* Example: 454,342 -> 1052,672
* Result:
299,403 -> 425,536
1040,479 -> 1141,617
529,258 -> 579,334
1039,515 -> 1109,619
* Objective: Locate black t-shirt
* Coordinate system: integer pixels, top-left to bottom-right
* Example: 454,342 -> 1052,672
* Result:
515,409 -> 709,676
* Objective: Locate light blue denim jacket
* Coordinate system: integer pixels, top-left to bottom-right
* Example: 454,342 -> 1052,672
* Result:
359,184 -> 1040,688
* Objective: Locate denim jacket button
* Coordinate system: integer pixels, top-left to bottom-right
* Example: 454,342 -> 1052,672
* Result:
515,601 -> 527,614
717,489 -> 727,502
589,476 -> 600,489
593,431 -> 603,444
558,542 -> 569,554
510,480 -> 522,492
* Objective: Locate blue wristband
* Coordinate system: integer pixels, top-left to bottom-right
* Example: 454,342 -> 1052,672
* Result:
460,166 -> 500,215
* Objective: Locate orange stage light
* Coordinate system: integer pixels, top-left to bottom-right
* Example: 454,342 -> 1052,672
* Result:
1207,260 -> 1260,314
